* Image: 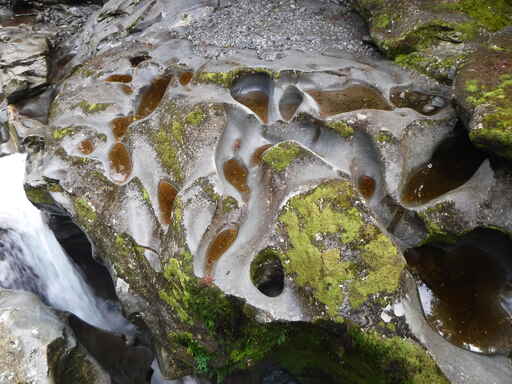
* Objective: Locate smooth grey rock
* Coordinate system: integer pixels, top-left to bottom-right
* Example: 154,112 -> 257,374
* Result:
0,288 -> 110,384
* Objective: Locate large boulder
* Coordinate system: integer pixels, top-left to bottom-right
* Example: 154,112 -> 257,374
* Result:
354,0 -> 512,82
0,288 -> 110,384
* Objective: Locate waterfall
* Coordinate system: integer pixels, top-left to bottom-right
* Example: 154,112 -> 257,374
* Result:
0,153 -> 130,332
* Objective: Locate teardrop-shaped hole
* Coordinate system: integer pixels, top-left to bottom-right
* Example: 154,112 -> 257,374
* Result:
108,143 -> 132,183
279,86 -> 303,121
158,180 -> 177,225
231,73 -> 272,124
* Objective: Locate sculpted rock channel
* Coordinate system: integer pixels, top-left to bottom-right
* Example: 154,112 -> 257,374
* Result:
2,0 -> 512,383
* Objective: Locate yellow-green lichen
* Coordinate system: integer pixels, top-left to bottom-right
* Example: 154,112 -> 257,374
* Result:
221,196 -> 238,213
73,197 -> 96,223
196,68 -> 280,88
74,101 -> 112,114
153,127 -> 183,183
278,181 -> 403,319
436,0 -> 512,33
24,186 -> 54,205
262,142 -> 303,172
344,327 -> 449,384
185,109 -> 206,126
465,75 -> 512,159
52,127 -> 75,140
326,120 -> 355,138
376,131 -> 394,143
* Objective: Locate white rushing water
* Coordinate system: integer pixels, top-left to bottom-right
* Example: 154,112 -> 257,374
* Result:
0,153 -> 129,332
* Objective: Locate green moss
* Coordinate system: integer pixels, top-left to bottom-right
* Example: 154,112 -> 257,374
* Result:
437,0 -> 512,32
374,13 -> 391,29
25,186 -> 54,205
142,188 -> 150,204
221,196 -> 238,213
326,120 -> 355,138
279,181 -> 403,319
154,127 -> 183,183
196,68 -> 280,88
73,197 -> 97,224
418,202 -> 462,244
376,131 -> 394,143
342,327 -> 449,384
394,52 -> 466,83
465,75 -> 512,158
52,127 -> 75,140
74,101 -> 112,114
262,142 -> 303,172
465,79 -> 480,93
185,109 -> 206,126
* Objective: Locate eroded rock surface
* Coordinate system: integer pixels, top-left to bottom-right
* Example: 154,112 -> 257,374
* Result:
0,288 -> 110,384
6,0 -> 512,383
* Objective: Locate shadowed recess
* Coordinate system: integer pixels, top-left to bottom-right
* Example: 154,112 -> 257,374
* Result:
405,228 -> 512,354
205,228 -> 238,275
179,72 -> 193,86
136,76 -> 172,119
401,133 -> 486,205
105,74 -> 132,83
251,144 -> 272,166
250,248 -> 285,297
158,180 -> 177,225
78,139 -> 94,155
279,85 -> 303,121
129,55 -> 151,67
307,85 -> 392,118
357,175 -> 376,200
108,143 -> 132,184
223,158 -> 250,194
111,116 -> 135,140
231,73 -> 272,124
390,87 -> 446,116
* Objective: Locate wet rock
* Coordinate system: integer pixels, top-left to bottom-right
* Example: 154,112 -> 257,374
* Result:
354,0 -> 512,82
455,30 -> 512,159
0,26 -> 49,97
0,288 -> 110,384
405,228 -> 512,354
68,315 -> 153,384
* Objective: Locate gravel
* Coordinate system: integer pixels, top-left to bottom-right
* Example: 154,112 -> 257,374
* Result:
178,0 -> 377,60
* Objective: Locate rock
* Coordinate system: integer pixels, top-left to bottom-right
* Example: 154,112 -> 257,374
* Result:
19,0 -> 512,381
354,0 -> 512,82
0,288 -> 110,384
455,29 -> 512,159
0,26 -> 49,98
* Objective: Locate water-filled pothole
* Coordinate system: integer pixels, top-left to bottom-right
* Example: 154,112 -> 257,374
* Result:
401,133 -> 486,205
108,143 -> 132,184
250,248 -> 284,297
105,74 -> 132,83
136,76 -> 172,119
179,72 -> 193,86
356,175 -> 376,200
223,158 -> 250,194
205,228 -> 238,275
158,180 -> 177,225
78,139 -> 94,155
405,228 -> 512,354
111,116 -> 135,140
306,85 -> 392,118
279,86 -> 303,121
390,87 -> 446,116
231,73 -> 272,124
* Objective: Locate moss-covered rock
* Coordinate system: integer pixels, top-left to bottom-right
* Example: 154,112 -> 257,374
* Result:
455,31 -> 512,159
354,0 -> 512,82
278,180 -> 405,322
